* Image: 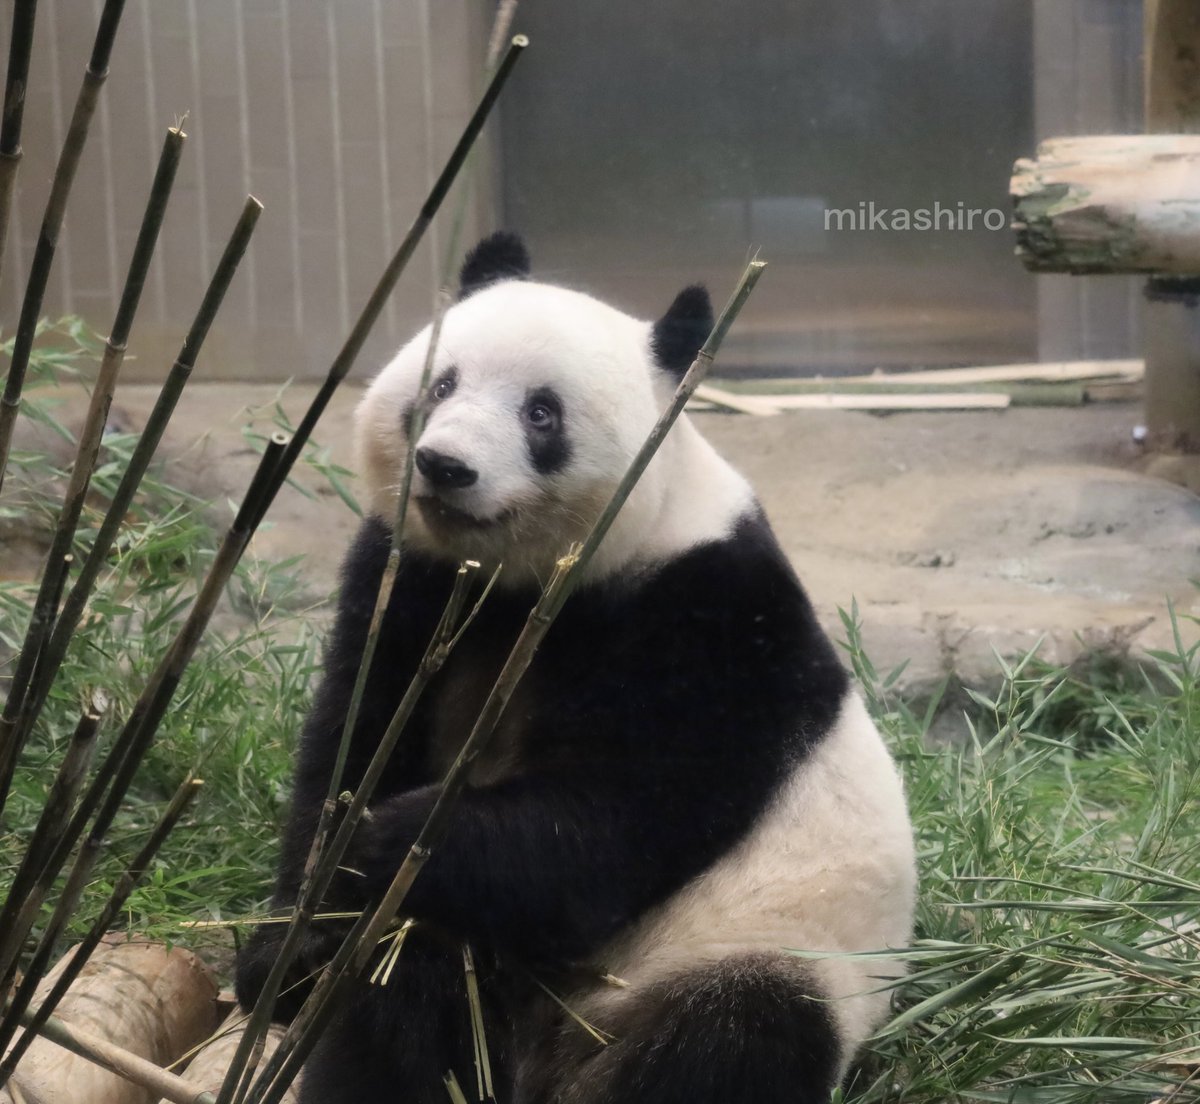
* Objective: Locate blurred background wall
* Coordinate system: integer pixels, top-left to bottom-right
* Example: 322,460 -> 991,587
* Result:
0,0 -> 1143,380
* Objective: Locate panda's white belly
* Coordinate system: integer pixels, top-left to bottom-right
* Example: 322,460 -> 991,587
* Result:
584,689 -> 916,1064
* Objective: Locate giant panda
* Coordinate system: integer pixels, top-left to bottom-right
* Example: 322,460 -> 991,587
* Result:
236,232 -> 917,1104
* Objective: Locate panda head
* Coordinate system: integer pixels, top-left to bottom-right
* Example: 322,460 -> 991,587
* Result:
356,232 -> 753,583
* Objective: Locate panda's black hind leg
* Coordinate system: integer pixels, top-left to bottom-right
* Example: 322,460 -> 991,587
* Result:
534,955 -> 841,1104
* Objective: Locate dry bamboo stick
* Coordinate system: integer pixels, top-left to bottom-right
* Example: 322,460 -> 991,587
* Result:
0,126 -> 186,819
245,259 -> 767,1104
0,0 -> 38,287
0,0 -> 129,491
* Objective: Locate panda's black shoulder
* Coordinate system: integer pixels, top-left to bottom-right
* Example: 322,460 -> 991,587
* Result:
555,509 -> 850,759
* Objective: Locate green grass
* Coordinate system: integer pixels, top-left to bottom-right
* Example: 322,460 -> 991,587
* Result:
0,321 -> 322,960
2,321 -> 1197,1100
840,603 -> 1200,1103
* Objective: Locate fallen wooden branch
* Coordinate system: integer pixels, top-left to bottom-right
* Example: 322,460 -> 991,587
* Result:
1012,135 -> 1200,274
763,392 -> 1011,411
693,384 -> 780,416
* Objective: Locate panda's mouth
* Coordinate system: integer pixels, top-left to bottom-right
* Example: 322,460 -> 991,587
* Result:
415,494 -> 509,531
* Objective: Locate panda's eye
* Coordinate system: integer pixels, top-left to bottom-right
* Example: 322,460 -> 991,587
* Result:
526,403 -> 556,429
432,377 -> 455,401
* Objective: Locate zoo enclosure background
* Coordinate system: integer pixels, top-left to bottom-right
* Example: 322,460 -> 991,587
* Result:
1,0 -> 1144,381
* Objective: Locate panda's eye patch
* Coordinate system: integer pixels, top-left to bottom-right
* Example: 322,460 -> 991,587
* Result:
524,390 -> 562,431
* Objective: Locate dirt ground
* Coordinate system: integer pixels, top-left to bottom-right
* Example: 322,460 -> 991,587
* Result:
7,381 -> 1199,719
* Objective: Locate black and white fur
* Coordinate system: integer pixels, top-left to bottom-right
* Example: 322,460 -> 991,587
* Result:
236,233 -> 917,1104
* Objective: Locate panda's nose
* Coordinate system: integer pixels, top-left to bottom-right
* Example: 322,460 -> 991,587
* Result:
415,447 -> 478,489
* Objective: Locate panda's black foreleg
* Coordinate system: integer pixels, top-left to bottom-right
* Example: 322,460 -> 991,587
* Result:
528,955 -> 841,1104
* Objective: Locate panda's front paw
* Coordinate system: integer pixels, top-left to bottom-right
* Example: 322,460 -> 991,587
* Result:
347,791 -> 434,896
235,916 -> 347,1024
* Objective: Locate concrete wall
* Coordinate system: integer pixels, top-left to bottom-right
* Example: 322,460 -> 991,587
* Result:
1,0 -> 492,381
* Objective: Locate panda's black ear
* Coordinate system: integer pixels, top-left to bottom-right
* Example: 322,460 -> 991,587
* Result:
458,231 -> 532,300
651,285 -> 713,376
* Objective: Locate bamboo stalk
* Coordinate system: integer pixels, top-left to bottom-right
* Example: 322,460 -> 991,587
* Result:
0,547 -> 72,826
1,997 -> 216,1104
218,562 -> 480,1104
0,0 -> 129,491
0,777 -> 203,1086
0,126 -> 186,818
246,259 -> 767,1104
0,0 -> 38,286
0,699 -> 103,984
243,35 -> 527,538
0,195 -> 262,792
217,46 -> 526,1096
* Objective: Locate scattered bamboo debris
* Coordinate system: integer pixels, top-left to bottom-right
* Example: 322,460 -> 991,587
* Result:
692,359 -> 1145,415
159,1013 -> 299,1104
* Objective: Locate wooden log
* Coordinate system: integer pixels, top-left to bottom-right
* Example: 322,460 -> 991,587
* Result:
1011,135 -> 1200,274
1143,0 -> 1200,452
161,1012 -> 300,1104
7,937 -> 220,1104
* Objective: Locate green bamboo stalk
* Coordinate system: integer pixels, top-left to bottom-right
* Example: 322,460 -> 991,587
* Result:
0,0 -> 38,286
243,34 -> 527,538
0,126 -> 186,816
248,259 -> 768,1104
219,561 -> 481,1104
1,993 -> 216,1104
0,776 -> 203,1086
0,0 -> 129,491
0,195 -> 262,790
0,698 -> 103,985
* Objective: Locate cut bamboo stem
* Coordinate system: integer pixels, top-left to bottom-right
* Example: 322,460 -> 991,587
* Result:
0,0 -> 38,286
0,699 -> 103,984
218,46 -> 526,1092
0,126 -> 186,819
0,0 -> 129,492
243,35 -> 527,538
0,195 -> 262,789
246,258 -> 767,1104
218,562 -> 480,1104
1,996 -> 216,1104
0,777 -> 203,1086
